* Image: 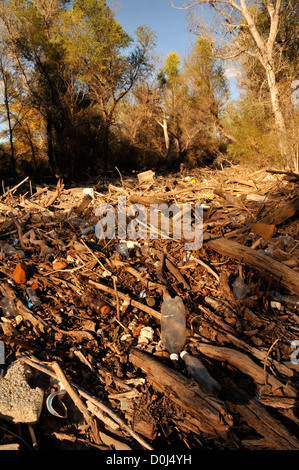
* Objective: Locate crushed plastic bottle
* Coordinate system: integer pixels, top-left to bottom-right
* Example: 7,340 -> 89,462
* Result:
0,242 -> 24,260
232,276 -> 251,300
80,225 -> 96,236
180,351 -> 221,395
0,297 -> 17,318
269,291 -> 299,307
24,288 -> 42,312
161,295 -> 186,360
115,242 -> 130,258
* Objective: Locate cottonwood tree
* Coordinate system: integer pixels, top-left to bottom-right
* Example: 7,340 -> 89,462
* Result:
0,53 -> 16,178
157,51 -> 182,163
171,0 -> 291,162
62,0 -> 157,171
157,38 -> 229,165
0,0 -> 74,174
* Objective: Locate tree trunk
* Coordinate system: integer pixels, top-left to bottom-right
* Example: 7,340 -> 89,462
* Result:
0,59 -> 16,180
265,60 -> 289,161
46,117 -> 55,171
102,121 -> 110,174
158,116 -> 170,165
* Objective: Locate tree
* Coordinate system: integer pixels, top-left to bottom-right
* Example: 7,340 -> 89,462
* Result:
157,51 -> 182,163
0,0 -> 73,174
183,37 -> 230,139
62,0 -> 157,171
171,0 -> 291,162
0,53 -> 16,178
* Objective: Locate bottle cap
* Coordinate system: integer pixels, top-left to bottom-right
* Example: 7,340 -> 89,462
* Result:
180,350 -> 188,359
170,353 -> 179,361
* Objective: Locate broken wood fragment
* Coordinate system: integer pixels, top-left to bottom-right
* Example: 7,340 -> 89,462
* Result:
203,233 -> 299,295
129,349 -> 233,436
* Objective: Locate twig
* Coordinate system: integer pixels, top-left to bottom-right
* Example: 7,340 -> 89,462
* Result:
263,338 -> 280,386
113,276 -> 120,321
17,353 -> 153,450
1,176 -> 29,199
8,211 -> 26,249
88,279 -> 161,321
193,256 -> 220,282
50,361 -> 101,445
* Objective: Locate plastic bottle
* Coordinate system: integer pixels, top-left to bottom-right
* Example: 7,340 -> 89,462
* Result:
269,291 -> 299,307
161,295 -> 186,360
0,297 -> 17,318
81,294 -> 111,315
232,276 -> 251,300
115,242 -> 129,258
24,288 -> 41,312
44,246 -> 54,262
180,351 -> 221,395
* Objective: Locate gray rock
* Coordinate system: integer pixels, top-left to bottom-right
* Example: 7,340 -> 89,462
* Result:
0,361 -> 44,424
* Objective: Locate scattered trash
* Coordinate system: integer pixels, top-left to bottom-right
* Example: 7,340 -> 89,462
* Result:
13,262 -> 28,284
24,288 -> 42,312
137,326 -> 154,346
232,275 -> 251,300
0,167 -> 298,450
160,295 -> 186,360
0,297 -> 17,318
115,241 -> 130,257
180,350 -> 221,395
81,293 -> 111,315
46,390 -> 67,419
137,170 -> 155,184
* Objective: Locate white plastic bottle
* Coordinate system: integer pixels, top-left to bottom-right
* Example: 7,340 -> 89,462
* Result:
180,350 -> 221,395
161,295 -> 186,360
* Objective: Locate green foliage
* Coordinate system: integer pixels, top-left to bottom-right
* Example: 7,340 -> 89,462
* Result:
225,97 -> 283,167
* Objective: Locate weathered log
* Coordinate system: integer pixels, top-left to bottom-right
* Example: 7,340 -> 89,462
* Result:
222,377 -> 299,450
203,233 -> 299,295
196,343 -> 297,408
129,349 -> 233,436
259,194 -> 299,225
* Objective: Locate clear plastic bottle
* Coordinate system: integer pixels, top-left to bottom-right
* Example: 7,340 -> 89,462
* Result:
24,288 -> 41,312
161,295 -> 186,360
0,297 -> 17,318
180,351 -> 221,394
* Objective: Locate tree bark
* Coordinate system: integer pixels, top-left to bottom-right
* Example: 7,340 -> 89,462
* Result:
203,232 -> 299,295
0,57 -> 16,180
46,117 -> 55,171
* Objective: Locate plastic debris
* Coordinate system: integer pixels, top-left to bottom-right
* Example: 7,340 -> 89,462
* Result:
161,295 -> 186,360
46,390 -> 67,419
115,241 -> 130,257
232,276 -> 251,300
180,350 -> 221,395
24,287 -> 42,312
81,293 -> 111,315
13,262 -> 28,284
0,297 -> 17,318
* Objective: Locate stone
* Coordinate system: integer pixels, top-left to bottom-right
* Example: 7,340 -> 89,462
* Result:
0,361 -> 44,424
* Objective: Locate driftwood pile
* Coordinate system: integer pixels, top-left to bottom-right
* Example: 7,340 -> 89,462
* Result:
0,165 -> 298,451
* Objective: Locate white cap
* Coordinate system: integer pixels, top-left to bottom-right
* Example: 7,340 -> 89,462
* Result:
170,353 -> 179,361
180,350 -> 188,359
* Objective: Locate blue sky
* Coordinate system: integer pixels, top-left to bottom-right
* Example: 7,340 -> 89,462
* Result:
107,0 -> 240,99
107,0 -> 194,60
